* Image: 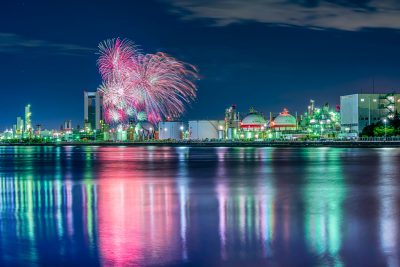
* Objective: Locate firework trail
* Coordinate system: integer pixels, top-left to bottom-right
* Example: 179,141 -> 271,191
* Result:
97,38 -> 198,124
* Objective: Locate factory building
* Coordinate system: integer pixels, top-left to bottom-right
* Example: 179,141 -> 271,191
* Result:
159,121 -> 185,140
25,104 -> 32,134
16,117 -> 24,136
299,100 -> 341,137
224,105 -> 240,140
185,107 -> 300,141
340,93 -> 400,133
63,120 -> 72,131
189,120 -> 225,140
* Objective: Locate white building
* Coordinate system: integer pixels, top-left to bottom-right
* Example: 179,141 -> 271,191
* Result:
84,91 -> 103,130
159,121 -> 184,140
189,120 -> 225,140
340,93 -> 400,133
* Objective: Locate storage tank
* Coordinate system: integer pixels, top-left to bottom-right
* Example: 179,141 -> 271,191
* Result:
158,121 -> 184,140
271,108 -> 297,131
135,121 -> 155,140
189,120 -> 225,140
227,128 -> 237,139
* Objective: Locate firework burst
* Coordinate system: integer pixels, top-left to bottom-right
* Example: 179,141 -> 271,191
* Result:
97,38 -> 198,125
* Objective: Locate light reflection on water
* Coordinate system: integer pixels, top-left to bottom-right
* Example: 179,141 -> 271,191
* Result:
0,146 -> 399,266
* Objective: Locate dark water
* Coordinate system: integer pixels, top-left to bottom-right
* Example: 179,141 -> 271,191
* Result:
0,146 -> 399,267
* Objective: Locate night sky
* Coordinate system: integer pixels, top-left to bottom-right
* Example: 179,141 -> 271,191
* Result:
1,0 -> 400,129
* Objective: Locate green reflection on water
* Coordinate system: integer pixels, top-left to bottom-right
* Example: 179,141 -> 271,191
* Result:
0,174 -> 98,265
302,148 -> 346,266
85,182 -> 94,247
216,148 -> 277,260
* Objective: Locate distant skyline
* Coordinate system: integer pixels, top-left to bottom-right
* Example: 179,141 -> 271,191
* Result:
1,0 -> 400,129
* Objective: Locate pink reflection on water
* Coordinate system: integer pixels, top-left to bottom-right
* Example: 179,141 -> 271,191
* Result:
96,147 -> 183,266
216,186 -> 278,260
65,181 -> 74,237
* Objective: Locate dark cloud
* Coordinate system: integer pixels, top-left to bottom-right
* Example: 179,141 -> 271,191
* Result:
0,33 -> 95,55
161,0 -> 400,31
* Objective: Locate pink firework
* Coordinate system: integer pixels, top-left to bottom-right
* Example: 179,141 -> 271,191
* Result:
130,52 -> 198,123
97,38 -> 198,124
98,38 -> 138,82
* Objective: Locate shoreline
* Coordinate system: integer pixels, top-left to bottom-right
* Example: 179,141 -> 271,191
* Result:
1,141 -> 400,148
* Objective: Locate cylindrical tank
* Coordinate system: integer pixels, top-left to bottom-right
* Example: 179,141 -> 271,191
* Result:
218,130 -> 224,139
117,130 -> 127,141
227,128 -> 234,140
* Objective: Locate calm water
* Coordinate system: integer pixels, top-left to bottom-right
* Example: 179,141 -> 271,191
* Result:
0,146 -> 399,267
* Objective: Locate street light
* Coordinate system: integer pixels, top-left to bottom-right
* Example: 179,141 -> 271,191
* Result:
383,118 -> 387,140
180,125 -> 185,140
368,97 -> 371,126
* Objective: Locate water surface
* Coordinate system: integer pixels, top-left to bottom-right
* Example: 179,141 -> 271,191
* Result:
0,146 -> 399,266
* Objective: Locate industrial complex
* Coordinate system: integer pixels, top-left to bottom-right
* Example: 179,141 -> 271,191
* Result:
2,91 -> 400,142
